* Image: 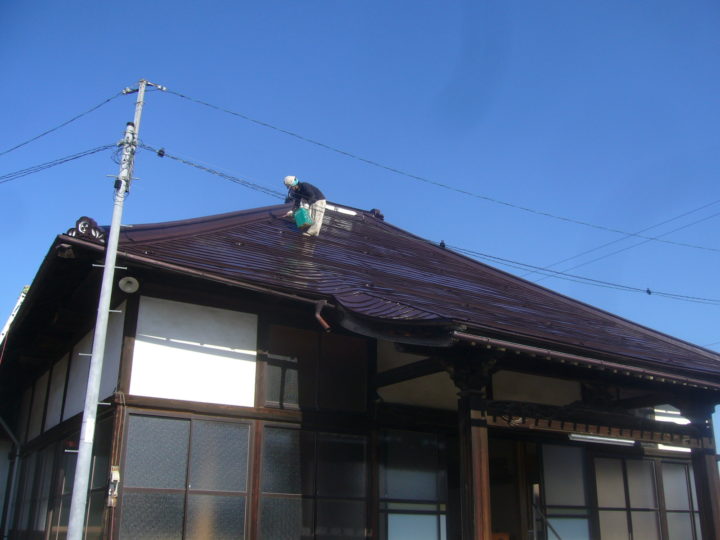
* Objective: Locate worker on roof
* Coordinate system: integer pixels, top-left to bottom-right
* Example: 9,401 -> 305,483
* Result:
283,175 -> 327,237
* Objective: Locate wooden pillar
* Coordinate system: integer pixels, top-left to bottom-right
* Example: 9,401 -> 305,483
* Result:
458,397 -> 493,540
691,448 -> 720,540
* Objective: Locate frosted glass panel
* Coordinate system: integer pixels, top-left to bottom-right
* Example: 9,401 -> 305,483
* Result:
45,355 -> 68,430
190,420 -> 249,492
388,514 -> 438,540
317,433 -> 367,498
262,428 -> 302,494
662,464 -> 690,510
383,431 -> 440,501
186,494 -> 245,540
595,459 -> 626,508
599,511 -> 628,540
259,497 -> 304,539
627,460 -> 656,508
125,415 -> 189,489
547,518 -> 589,540
119,492 -> 184,540
666,512 -> 693,539
316,499 -> 366,539
543,445 -> 586,506
631,511 -> 660,540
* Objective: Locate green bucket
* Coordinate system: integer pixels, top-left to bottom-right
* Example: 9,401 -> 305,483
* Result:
294,207 -> 313,228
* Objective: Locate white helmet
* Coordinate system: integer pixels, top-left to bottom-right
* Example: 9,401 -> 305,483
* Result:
283,175 -> 299,187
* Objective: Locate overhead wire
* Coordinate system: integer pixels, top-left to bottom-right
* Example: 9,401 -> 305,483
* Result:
522,198 -> 720,279
135,139 -> 720,308
139,143 -> 286,199
0,92 -> 123,157
0,144 -> 117,185
448,244 -> 720,306
531,207 -> 720,283
164,88 -> 720,254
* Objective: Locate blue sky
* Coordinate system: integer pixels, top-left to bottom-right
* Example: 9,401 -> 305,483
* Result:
2,0 -> 719,362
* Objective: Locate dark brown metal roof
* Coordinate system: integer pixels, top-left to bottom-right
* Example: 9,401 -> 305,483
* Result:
63,203 -> 720,383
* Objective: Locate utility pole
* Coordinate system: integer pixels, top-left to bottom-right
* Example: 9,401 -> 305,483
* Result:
66,79 -> 165,540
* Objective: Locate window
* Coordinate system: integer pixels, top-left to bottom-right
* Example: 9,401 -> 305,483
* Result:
259,425 -> 368,539
120,414 -> 250,540
264,325 -> 368,412
539,445 -> 703,540
379,431 -> 448,540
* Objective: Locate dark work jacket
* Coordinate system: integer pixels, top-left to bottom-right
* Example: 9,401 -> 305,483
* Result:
285,182 -> 326,209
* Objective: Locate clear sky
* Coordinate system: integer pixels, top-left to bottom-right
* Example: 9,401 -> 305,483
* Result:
1,1 -> 719,362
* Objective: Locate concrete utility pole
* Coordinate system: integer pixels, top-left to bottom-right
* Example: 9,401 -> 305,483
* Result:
66,79 -> 165,540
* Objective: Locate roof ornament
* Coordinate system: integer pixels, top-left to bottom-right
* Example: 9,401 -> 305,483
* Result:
66,216 -> 106,244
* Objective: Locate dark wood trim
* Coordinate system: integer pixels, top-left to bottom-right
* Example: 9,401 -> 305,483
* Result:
117,294 -> 139,395
248,420 -> 262,540
374,357 -> 445,388
458,396 -> 474,540
470,410 -> 492,540
692,448 -> 720,540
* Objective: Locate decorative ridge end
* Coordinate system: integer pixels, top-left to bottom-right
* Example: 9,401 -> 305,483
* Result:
66,216 -> 106,244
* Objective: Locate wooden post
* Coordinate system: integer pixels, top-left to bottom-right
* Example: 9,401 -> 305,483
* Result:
471,409 -> 492,540
691,448 -> 720,540
458,396 -> 493,540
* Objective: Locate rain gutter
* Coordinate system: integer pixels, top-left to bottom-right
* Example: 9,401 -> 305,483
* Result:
58,235 -> 336,325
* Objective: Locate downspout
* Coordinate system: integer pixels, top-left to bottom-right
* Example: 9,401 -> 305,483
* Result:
315,300 -> 331,332
0,415 -> 20,540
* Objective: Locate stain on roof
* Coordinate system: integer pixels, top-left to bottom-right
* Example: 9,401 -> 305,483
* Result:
75,202 -> 720,380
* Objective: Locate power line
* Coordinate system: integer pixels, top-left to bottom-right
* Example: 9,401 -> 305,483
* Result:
164,88 -> 720,254
139,143 -> 286,199
448,244 -> 720,306
0,144 -> 117,185
531,207 -> 720,283
137,138 -> 719,307
0,93 -> 123,157
523,198 -> 720,279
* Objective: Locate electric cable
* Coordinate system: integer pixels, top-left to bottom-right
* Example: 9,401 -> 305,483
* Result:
164,88 -> 720,254
0,93 -> 123,157
522,198 -> 720,279
139,143 -> 286,199
0,144 -> 117,185
447,244 -> 720,306
138,139 -> 719,307
531,208 -> 720,283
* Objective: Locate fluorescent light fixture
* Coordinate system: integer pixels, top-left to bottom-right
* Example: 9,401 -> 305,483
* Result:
568,434 -> 635,446
657,444 -> 692,453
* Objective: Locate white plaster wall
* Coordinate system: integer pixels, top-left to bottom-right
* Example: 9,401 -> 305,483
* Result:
377,339 -> 426,372
63,330 -> 92,420
130,296 -> 258,407
27,371 -> 49,441
492,370 -> 582,406
377,372 -> 458,411
62,305 -> 125,421
16,387 -> 31,444
0,439 -> 9,524
44,355 -> 68,431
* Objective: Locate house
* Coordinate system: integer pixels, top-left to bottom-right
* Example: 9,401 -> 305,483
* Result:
1,202 -> 719,540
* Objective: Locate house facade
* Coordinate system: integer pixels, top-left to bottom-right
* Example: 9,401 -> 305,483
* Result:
1,204 -> 719,540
